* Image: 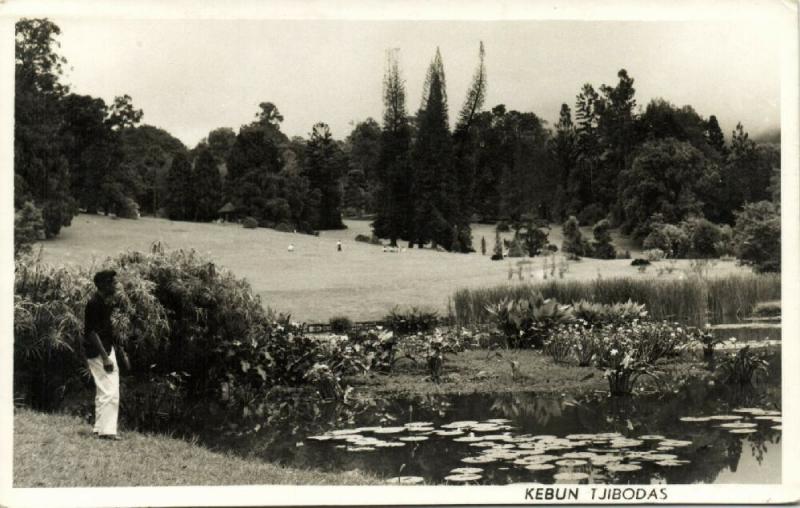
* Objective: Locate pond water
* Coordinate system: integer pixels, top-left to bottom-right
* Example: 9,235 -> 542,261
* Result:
202,351 -> 781,485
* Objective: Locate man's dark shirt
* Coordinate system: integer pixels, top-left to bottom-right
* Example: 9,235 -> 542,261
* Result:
84,292 -> 115,359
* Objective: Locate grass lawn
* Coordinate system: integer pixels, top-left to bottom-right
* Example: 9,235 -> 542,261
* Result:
35,214 -> 749,322
13,408 -> 380,487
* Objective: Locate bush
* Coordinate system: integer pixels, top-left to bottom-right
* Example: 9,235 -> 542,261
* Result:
643,249 -> 665,262
496,220 -> 510,232
506,238 -> 525,257
354,234 -> 371,243
643,223 -> 690,258
572,300 -> 648,327
716,346 -> 769,386
486,295 -> 574,349
116,197 -> 140,220
384,306 -> 439,335
733,201 -> 780,273
242,217 -> 258,229
561,216 -> 588,260
752,300 -> 781,317
14,201 -> 46,258
630,258 -> 650,266
590,219 -> 616,259
684,218 -> 721,258
329,315 -> 353,333
577,203 -> 605,226
274,222 -> 294,233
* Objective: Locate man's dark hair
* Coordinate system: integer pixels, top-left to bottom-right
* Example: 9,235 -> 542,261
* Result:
93,269 -> 117,288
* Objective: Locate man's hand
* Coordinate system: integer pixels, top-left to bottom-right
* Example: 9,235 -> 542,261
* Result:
103,358 -> 114,373
120,351 -> 131,371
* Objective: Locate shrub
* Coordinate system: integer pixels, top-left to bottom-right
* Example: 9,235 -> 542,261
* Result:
716,346 -> 769,385
496,220 -> 510,232
354,234 -> 371,243
480,236 -> 487,255
752,300 -> 781,317
630,258 -> 650,266
577,203 -> 605,226
590,219 -> 616,259
14,201 -> 46,258
643,249 -> 665,262
643,223 -> 690,258
733,201 -> 780,273
507,238 -> 525,257
274,222 -> 294,233
561,216 -> 588,260
242,217 -> 258,229
572,300 -> 648,328
116,197 -> 140,219
384,306 -> 439,335
329,315 -> 353,333
485,295 -> 574,349
491,230 -> 504,260
684,218 -> 721,258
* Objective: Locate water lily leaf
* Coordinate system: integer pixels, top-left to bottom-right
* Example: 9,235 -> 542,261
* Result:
398,436 -> 429,442
444,473 -> 482,482
728,428 -> 757,434
347,446 -> 376,452
679,416 -> 712,422
555,459 -> 588,467
553,472 -> 589,481
772,425 -> 782,431
561,452 -> 598,459
525,463 -> 556,471
638,434 -> 666,440
453,436 -> 484,443
450,467 -> 483,474
719,422 -> 758,429
374,427 -> 406,434
606,463 -> 642,472
709,415 -> 743,421
385,476 -> 423,485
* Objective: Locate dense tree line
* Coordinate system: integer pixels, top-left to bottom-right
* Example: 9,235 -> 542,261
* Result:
15,19 -> 780,267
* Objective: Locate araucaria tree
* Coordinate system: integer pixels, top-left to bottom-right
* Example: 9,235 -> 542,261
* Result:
411,48 -> 464,251
305,122 -> 346,230
373,49 -> 413,246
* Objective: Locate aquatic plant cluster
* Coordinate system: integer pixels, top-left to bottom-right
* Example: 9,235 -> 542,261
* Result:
545,320 -> 705,394
305,406 -> 781,485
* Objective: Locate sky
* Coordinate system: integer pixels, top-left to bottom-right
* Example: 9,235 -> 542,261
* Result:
53,17 -> 781,148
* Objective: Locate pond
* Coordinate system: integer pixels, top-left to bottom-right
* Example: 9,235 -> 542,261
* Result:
201,351 -> 781,485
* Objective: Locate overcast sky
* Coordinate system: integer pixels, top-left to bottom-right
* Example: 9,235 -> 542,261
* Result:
54,18 -> 781,148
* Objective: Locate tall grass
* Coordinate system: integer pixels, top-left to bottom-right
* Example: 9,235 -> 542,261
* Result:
451,274 -> 781,326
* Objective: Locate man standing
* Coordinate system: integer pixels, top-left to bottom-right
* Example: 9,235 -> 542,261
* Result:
83,269 -> 129,440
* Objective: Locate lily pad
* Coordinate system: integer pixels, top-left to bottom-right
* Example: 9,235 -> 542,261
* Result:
610,439 -> 644,448
386,476 -> 424,485
398,436 -> 429,442
772,425 -> 782,431
638,434 -> 666,440
450,467 -> 483,474
729,428 -> 757,434
655,460 -> 685,467
709,415 -> 743,421
307,435 -> 333,441
644,453 -> 679,461
679,416 -> 712,422
373,427 -> 406,434
461,456 -> 499,464
375,441 -> 405,448
658,439 -> 692,447
562,452 -> 598,459
347,446 -> 376,452
525,463 -> 556,471
441,420 -> 478,429
444,474 -> 482,482
453,436 -> 484,443
553,472 -> 589,481
606,463 -> 642,472
404,421 -> 434,427
555,459 -> 588,467
656,446 -> 676,452
565,433 -> 597,440
330,429 -> 363,436
732,407 -> 766,414
719,422 -> 758,429
486,418 -> 512,424
433,429 -> 464,436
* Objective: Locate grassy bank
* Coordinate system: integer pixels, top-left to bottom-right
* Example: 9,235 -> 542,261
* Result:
451,274 -> 781,326
36,214 -> 748,322
13,408 -> 380,487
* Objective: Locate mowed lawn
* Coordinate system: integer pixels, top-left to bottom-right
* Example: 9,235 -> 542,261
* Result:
36,214 -> 748,322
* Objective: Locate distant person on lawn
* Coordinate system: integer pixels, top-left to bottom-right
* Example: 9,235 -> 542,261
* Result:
83,269 -> 130,440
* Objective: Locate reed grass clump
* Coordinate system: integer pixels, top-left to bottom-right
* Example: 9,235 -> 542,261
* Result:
451,274 -> 780,326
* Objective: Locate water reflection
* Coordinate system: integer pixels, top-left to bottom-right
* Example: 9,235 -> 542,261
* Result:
200,352 -> 781,485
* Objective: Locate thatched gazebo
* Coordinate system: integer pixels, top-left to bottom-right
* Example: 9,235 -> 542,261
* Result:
217,202 -> 239,222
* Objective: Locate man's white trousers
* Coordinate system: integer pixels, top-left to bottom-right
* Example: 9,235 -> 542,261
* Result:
87,347 -> 119,436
